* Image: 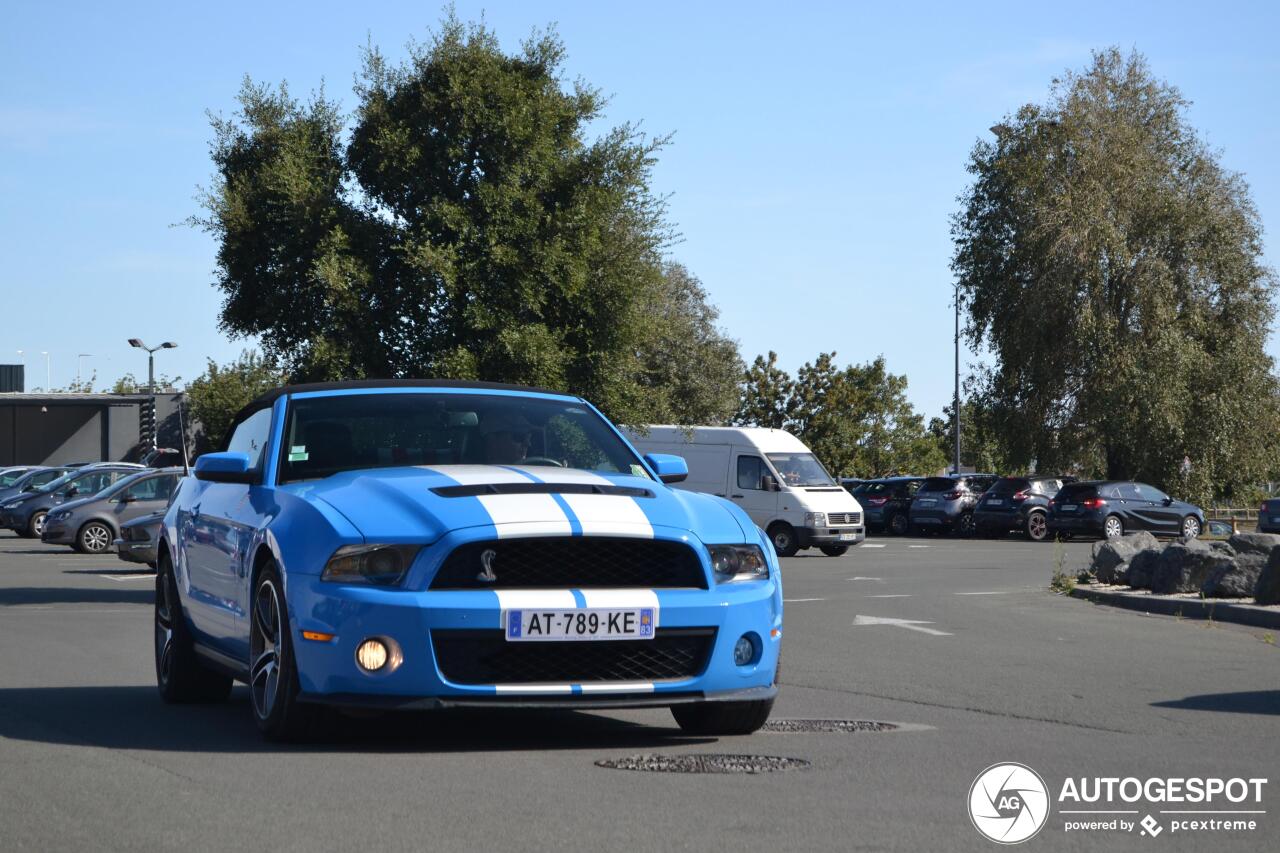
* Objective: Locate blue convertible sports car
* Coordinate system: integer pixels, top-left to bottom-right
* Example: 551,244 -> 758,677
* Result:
156,380 -> 782,740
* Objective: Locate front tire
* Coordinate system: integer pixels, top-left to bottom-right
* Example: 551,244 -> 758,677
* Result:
819,545 -> 848,557
26,511 -> 47,539
250,562 -> 323,741
671,698 -> 775,735
767,523 -> 800,559
77,521 -> 114,554
155,551 -> 233,703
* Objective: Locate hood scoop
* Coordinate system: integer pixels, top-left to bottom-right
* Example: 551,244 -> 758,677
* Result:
431,482 -> 654,499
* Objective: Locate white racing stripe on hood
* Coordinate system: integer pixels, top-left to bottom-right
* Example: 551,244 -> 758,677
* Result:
559,493 -> 654,538
579,682 -> 655,693
578,589 -> 661,611
477,494 -> 573,537
493,590 -> 577,610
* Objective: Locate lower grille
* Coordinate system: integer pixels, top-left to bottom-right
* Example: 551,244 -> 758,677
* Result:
828,512 -> 862,525
432,628 -> 716,684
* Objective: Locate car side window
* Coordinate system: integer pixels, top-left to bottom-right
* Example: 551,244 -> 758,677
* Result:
227,408 -> 273,470
1138,484 -> 1169,503
1117,483 -> 1143,501
124,476 -> 166,501
737,456 -> 766,490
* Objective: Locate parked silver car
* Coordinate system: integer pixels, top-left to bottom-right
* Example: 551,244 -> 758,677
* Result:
113,509 -> 165,567
41,468 -> 183,553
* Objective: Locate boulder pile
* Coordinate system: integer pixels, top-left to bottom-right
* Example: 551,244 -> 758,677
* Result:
1087,532 -> 1280,603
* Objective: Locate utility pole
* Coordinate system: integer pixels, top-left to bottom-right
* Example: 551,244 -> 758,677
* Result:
953,285 -> 961,475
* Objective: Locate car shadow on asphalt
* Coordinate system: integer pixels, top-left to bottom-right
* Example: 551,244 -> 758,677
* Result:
0,685 -> 717,753
1151,691 -> 1280,716
0,587 -> 153,606
61,568 -> 155,576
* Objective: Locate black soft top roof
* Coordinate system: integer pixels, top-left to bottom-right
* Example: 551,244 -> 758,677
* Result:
222,379 -> 575,450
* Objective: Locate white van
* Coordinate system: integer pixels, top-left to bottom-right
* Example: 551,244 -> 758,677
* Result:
626,426 -> 865,557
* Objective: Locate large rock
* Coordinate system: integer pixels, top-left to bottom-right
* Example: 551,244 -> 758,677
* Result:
1202,553 -> 1268,598
1255,549 -> 1280,606
1090,531 -> 1161,584
1226,532 -> 1280,558
1150,538 -> 1234,595
1125,548 -> 1164,590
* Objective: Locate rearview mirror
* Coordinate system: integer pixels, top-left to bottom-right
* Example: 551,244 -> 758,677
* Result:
194,452 -> 257,485
762,474 -> 779,492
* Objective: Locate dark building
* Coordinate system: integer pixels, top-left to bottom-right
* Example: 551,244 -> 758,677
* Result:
0,392 -> 189,466
0,364 -> 24,393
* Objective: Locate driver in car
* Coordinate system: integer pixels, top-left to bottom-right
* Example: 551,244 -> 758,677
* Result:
480,412 -> 536,465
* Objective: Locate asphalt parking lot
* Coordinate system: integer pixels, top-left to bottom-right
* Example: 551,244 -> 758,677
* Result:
1,534 -> 1276,851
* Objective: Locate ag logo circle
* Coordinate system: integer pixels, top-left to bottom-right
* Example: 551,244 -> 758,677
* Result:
968,762 -> 1050,844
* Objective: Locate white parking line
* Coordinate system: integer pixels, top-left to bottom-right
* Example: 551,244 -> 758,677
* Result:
861,543 -> 886,549
865,594 -> 911,598
852,615 -> 953,636
847,576 -> 884,581
908,545 -> 930,549
102,574 -> 156,582
955,591 -> 1014,596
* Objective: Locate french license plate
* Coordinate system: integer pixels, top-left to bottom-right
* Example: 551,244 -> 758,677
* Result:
504,608 -> 656,642
1061,504 -> 1078,512
987,498 -> 1004,506
839,532 -> 858,541
917,498 -> 936,506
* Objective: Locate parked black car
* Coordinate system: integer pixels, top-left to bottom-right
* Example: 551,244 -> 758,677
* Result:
908,474 -> 998,536
974,476 -> 1070,541
114,509 -> 166,567
1048,481 -> 1205,540
854,476 -> 925,535
1259,499 -> 1280,534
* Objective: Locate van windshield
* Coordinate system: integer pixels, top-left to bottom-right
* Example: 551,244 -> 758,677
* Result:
766,453 -> 835,487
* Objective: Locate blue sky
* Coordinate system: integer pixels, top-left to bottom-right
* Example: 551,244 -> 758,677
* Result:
2,1 -> 1277,418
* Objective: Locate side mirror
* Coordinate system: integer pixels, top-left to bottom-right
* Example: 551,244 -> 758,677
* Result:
118,494 -> 137,504
1163,498 -> 1173,506
762,474 -> 779,492
643,453 -> 688,484
194,452 -> 257,485
64,487 -> 78,497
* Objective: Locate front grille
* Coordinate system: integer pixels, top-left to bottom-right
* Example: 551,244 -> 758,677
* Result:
430,537 -> 708,590
828,512 -> 862,525
432,628 -> 716,684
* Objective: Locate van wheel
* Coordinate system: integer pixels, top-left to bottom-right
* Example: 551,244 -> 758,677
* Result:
767,523 -> 799,558
819,545 -> 848,557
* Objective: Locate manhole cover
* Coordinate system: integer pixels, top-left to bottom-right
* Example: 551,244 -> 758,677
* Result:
595,753 -> 811,774
762,719 -> 898,733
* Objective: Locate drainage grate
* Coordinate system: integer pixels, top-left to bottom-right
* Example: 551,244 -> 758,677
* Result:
762,719 -> 899,733
595,753 -> 811,774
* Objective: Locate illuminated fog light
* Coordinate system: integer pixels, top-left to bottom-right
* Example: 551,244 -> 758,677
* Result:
356,639 -> 389,672
734,634 -> 757,667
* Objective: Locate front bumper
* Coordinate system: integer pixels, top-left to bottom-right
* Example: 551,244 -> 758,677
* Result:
797,525 -> 865,547
41,519 -> 74,545
114,537 -> 158,565
287,575 -> 783,704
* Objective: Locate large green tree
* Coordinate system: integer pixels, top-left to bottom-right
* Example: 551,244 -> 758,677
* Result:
953,49 -> 1280,501
185,351 -> 287,449
194,14 -> 732,424
736,352 -> 943,477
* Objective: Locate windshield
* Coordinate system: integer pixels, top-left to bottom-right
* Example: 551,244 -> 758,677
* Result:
1,469 -> 30,486
279,393 -> 650,484
765,453 -> 835,487
36,472 -> 77,494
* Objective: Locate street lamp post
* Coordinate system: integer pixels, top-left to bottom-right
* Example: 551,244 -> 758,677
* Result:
953,284 -> 961,476
128,339 -> 178,448
77,353 -> 93,387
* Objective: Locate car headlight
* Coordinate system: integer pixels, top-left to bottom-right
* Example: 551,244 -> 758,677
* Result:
321,544 -> 419,586
708,544 -> 769,583
804,511 -> 826,527
50,510 -> 69,521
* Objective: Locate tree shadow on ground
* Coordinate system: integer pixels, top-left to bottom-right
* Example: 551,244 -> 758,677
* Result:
0,685 -> 714,754
1151,691 -> 1280,716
